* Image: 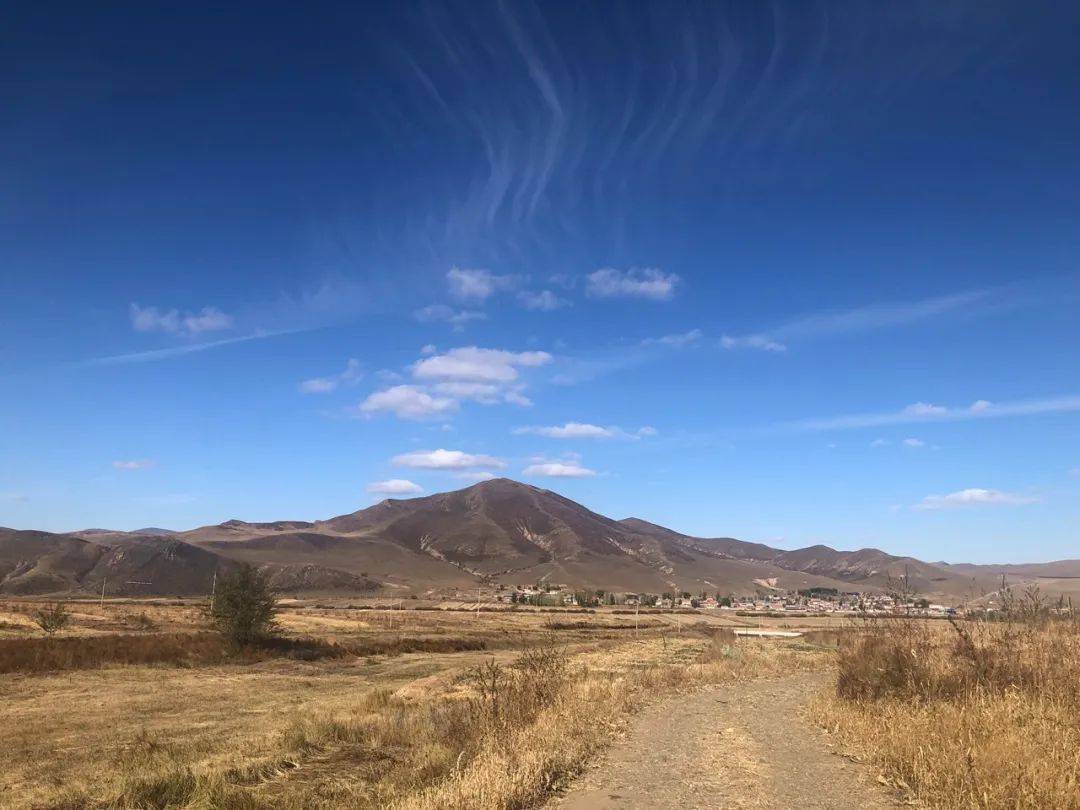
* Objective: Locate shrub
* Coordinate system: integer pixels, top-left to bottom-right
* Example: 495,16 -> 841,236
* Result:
33,602 -> 70,635
820,610 -> 1080,808
209,565 -> 278,646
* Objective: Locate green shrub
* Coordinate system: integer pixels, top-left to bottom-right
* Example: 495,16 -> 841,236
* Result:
209,565 -> 278,646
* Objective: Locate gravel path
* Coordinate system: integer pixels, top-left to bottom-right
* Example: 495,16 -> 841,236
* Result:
552,672 -> 899,809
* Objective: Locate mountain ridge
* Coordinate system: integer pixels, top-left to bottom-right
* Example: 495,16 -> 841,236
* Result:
1,478 -> 1070,600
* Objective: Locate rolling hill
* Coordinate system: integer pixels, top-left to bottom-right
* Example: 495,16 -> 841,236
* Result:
0,478 -> 1059,600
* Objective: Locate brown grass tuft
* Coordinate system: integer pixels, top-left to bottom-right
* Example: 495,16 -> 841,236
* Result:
0,632 -> 355,674
814,614 -> 1080,808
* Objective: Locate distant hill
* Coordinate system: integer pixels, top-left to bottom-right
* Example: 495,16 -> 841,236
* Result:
0,479 -> 1067,601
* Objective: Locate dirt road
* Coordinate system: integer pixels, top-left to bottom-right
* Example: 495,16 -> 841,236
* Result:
552,672 -> 898,809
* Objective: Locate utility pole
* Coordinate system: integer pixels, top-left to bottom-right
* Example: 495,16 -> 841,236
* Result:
100,576 -> 107,609
209,570 -> 218,614
476,586 -> 482,616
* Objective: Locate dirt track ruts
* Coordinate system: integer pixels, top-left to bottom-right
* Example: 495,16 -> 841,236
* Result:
552,671 -> 899,809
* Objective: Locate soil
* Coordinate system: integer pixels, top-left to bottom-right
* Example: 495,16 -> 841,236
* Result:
552,672 -> 900,809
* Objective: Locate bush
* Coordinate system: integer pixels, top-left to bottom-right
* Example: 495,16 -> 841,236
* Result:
821,610 -> 1080,808
209,565 -> 279,646
34,602 -> 70,635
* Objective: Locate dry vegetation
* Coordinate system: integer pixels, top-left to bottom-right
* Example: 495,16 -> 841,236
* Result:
0,600 -> 830,809
813,595 -> 1080,809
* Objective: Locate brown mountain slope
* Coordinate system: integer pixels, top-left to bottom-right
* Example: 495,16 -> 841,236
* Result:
4,479 -> 1062,599
195,480 -> 937,596
0,529 -> 104,594
620,517 -> 993,598
1,529 -> 385,597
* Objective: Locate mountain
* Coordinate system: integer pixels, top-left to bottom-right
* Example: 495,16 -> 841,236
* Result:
0,479 -> 1062,600
620,519 -> 982,596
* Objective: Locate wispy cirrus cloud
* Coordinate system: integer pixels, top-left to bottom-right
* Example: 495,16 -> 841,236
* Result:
413,304 -> 487,331
299,359 -> 362,394
641,329 -> 702,348
914,488 -> 1040,511
130,303 -> 233,336
81,274 -> 377,368
447,267 -> 518,301
112,459 -> 155,471
779,394 -> 1080,433
514,422 -> 656,440
722,289 -> 1000,352
81,329 -> 305,367
586,268 -> 679,301
518,289 -> 569,311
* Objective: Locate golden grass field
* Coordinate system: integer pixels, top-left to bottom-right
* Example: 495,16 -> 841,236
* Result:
4,596 -> 1076,809
0,599 -> 834,809
812,609 -> 1080,809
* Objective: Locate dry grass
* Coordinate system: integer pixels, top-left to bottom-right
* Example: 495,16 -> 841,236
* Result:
0,632 -> 403,674
1,610 -> 832,810
813,612 -> 1080,808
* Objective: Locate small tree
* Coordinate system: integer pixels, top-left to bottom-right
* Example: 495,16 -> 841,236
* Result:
34,602 -> 70,635
209,565 -> 278,645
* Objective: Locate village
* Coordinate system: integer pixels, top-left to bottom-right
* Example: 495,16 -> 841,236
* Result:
479,583 -> 960,617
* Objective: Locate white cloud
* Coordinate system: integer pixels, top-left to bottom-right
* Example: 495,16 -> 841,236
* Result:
299,358 -> 362,394
514,422 -> 657,440
413,347 -> 552,383
420,344 -> 438,355
643,329 -> 702,348
780,394 -> 1080,433
432,381 -> 503,404
413,304 -> 486,330
585,268 -> 680,301
455,471 -> 496,481
870,438 -> 890,448
518,289 -> 569,311
446,267 -> 516,301
720,334 -> 787,353
392,449 -> 506,470
914,488 -> 1040,511
503,389 -> 533,407
523,460 -> 597,478
366,479 -> 424,496
0,492 -> 29,503
113,459 -> 155,471
903,438 -> 926,448
970,399 -> 993,412
904,402 -> 947,416
517,422 -> 616,439
130,303 -> 233,336
359,385 -> 458,420
358,346 -> 550,422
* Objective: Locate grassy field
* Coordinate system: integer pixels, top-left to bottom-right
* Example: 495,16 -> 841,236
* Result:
0,599 -> 833,809
19,596 -> 1072,808
812,608 -> 1080,809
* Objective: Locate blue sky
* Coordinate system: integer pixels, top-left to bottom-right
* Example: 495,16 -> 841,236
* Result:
2,2 -> 1079,563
